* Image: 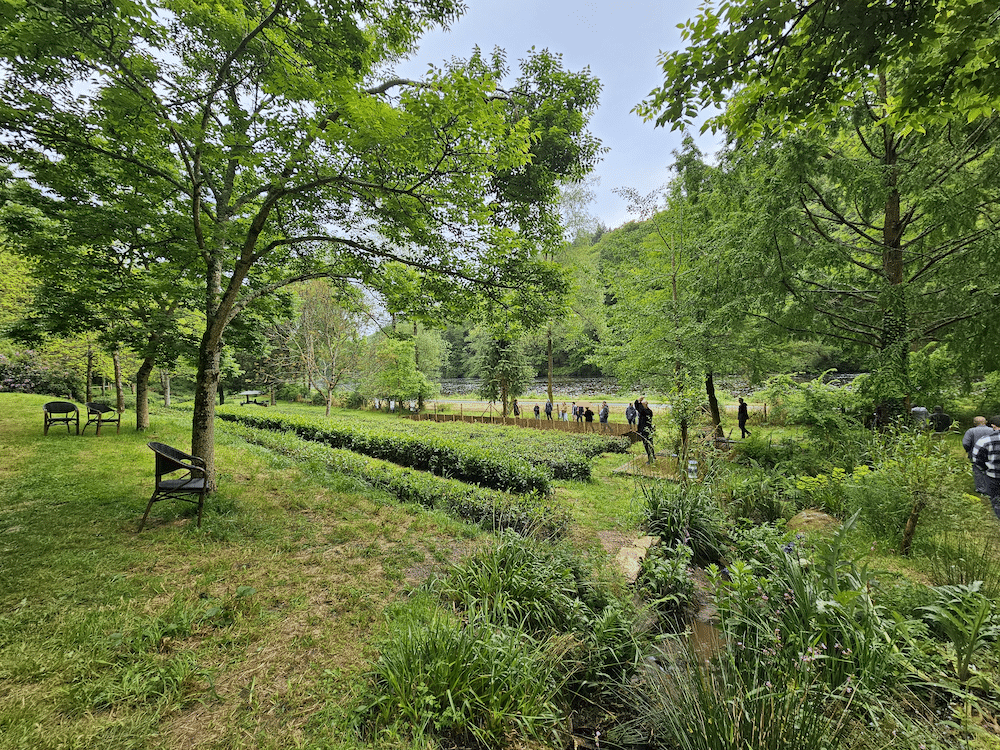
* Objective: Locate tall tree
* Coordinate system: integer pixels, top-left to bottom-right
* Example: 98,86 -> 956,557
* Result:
269,279 -> 365,416
472,326 -> 533,417
598,138 -> 762,451
716,96 -> 1000,401
0,2 -> 598,487
639,0 -> 1000,136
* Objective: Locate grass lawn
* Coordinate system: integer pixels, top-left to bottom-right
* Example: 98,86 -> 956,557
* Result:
1,393 -> 664,749
1,394 -> 511,749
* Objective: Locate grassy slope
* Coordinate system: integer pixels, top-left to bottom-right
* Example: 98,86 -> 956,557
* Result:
0,394 -> 506,749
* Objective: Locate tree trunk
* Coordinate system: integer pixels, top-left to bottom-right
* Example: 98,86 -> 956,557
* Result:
192,326 -> 224,492
901,492 -> 927,556
160,370 -> 172,407
705,371 -> 723,438
86,342 -> 94,403
135,355 -> 155,431
113,348 -> 125,413
547,326 -> 554,405
879,72 -> 909,397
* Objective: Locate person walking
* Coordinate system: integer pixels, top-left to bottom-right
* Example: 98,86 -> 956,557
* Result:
637,397 -> 655,463
929,405 -> 953,432
533,404 -> 540,420
544,400 -> 553,420
512,399 -> 520,418
599,401 -> 610,433
972,415 -> 1000,519
963,416 -> 994,495
584,405 -> 596,432
560,402 -> 568,422
738,397 -> 751,439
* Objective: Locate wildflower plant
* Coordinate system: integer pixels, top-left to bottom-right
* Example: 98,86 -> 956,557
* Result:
709,513 -> 902,696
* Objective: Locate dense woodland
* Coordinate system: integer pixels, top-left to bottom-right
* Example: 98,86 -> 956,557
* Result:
3,2 -> 1000,750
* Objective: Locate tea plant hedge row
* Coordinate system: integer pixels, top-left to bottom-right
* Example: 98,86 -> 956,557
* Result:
216,408 -> 600,492
223,422 -> 569,538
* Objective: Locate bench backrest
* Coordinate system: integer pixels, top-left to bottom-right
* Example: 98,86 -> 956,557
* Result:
44,401 -> 78,415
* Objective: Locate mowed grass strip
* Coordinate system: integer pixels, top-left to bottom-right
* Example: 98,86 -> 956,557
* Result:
0,393 -> 483,750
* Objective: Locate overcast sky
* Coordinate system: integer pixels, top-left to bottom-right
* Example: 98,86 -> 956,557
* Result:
394,0 -> 722,230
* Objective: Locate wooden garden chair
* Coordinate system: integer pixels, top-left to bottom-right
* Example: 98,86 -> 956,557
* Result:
83,402 -> 122,435
43,401 -> 79,435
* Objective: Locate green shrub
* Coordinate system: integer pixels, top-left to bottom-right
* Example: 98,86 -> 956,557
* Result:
920,530 -> 1000,599
723,468 -> 795,522
360,603 -> 563,748
425,532 -> 645,701
711,514 -> 902,697
641,481 -> 727,566
637,542 -> 696,629
614,638 -> 854,750
919,581 -> 999,682
217,408 -> 553,494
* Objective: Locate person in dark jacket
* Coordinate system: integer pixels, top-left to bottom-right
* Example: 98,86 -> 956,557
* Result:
584,405 -> 595,432
512,399 -> 520,417
625,401 -> 637,426
637,397 -> 655,463
738,397 -> 751,439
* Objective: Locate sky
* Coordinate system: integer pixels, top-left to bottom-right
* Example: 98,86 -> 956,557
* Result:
394,0 -> 722,230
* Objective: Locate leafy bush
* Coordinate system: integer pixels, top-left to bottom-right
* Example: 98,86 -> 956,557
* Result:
722,467 -> 795,522
0,350 -> 83,399
641,481 -> 727,565
637,542 -> 696,629
711,515 -> 902,696
425,532 -> 645,700
919,582 -> 999,682
844,428 -> 964,549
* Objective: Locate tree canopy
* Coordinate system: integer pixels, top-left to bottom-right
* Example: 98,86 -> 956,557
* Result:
639,0 -> 1000,136
0,0 -> 602,485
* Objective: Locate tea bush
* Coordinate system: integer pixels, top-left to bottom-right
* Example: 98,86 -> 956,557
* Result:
217,409 -> 553,494
223,422 -> 569,537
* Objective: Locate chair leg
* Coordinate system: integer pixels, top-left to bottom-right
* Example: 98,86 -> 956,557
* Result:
137,494 -> 157,533
197,493 -> 204,527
